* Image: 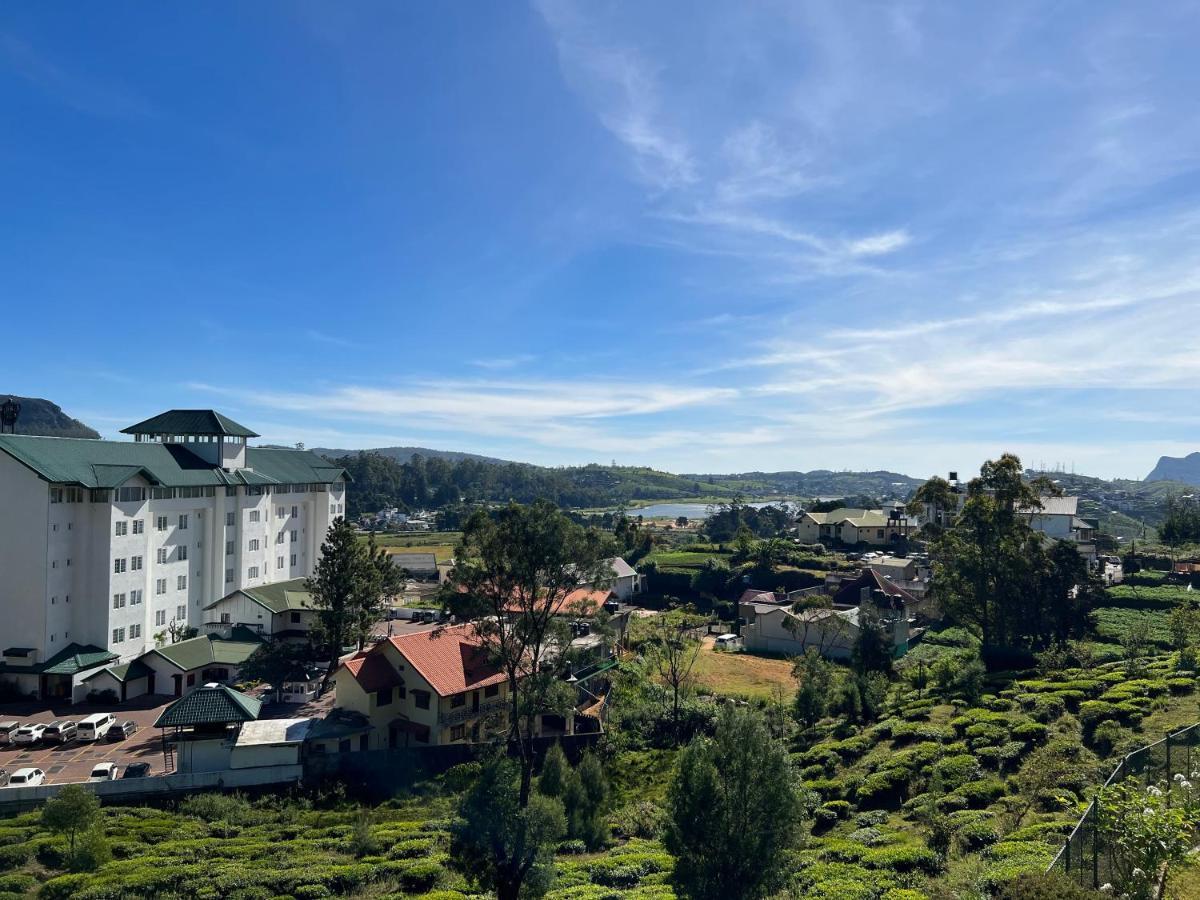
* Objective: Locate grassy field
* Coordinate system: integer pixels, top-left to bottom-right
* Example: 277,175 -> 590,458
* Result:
366,531 -> 462,562
692,643 -> 795,700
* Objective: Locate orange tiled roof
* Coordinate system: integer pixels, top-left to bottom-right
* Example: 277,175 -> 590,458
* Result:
387,624 -> 506,697
343,651 -> 406,694
501,587 -> 613,616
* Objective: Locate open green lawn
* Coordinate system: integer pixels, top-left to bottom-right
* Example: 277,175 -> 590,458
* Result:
366,531 -> 461,562
692,643 -> 795,700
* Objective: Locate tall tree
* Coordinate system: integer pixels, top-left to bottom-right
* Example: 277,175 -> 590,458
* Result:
306,517 -> 393,689
665,705 -> 806,900
906,475 -> 959,535
41,784 -> 101,861
449,500 -> 613,805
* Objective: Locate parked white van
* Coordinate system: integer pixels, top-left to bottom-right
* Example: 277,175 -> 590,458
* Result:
77,713 -> 116,742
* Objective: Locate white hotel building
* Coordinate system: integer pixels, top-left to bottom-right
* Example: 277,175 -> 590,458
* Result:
0,409 -> 347,699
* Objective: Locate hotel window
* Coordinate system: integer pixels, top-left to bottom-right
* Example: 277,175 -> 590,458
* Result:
177,605 -> 187,620
114,521 -> 128,536
156,515 -> 168,531
290,530 -> 298,543
226,540 -> 234,555
156,578 -> 167,595
248,566 -> 259,579
276,532 -> 284,544
155,609 -> 166,626
177,575 -> 187,591
113,558 -> 126,574
131,556 -> 143,571
277,556 -> 284,570
178,546 -> 188,562
290,612 -> 301,624
225,568 -> 234,583
129,624 -> 141,639
220,612 -> 231,624
130,589 -> 142,605
249,510 -> 260,523
157,548 -> 168,564
226,511 -> 235,527
290,554 -> 297,566
277,506 -> 286,518
413,690 -> 431,710
178,514 -> 188,530
132,519 -> 144,534
291,506 -> 298,517
50,488 -> 63,503
112,628 -> 125,643
117,487 -> 145,502
112,593 -> 126,609
66,487 -> 82,503
450,725 -> 465,742
248,538 -> 260,551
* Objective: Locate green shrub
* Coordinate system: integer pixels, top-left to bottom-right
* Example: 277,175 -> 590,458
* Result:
861,843 -> 941,874
993,870 -> 1101,899
1011,722 -> 1048,743
958,778 -> 1006,808
955,818 -> 999,850
930,754 -> 981,790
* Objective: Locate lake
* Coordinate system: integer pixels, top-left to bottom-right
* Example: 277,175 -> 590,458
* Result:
629,501 -> 778,520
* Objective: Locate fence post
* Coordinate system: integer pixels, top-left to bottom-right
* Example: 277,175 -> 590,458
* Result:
1166,732 -> 1173,806
1092,797 -> 1099,889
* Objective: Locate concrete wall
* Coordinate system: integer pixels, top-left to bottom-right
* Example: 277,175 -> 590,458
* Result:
743,608 -> 856,660
0,765 -> 304,814
0,452 -> 50,660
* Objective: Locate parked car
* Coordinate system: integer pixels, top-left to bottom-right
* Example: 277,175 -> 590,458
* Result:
12,724 -> 47,745
106,720 -> 138,742
76,713 -> 116,742
0,721 -> 19,745
122,762 -> 152,779
5,768 -> 45,787
43,720 -> 77,743
88,763 -> 119,782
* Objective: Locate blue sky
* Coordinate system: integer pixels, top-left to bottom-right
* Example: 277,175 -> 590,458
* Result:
3,2 -> 1200,479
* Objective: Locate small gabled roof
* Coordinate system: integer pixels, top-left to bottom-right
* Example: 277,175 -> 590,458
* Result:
831,569 -> 916,608
122,409 -> 258,438
606,557 -> 637,579
1019,496 -> 1079,517
154,683 -> 261,728
81,659 -> 154,684
148,634 -> 262,671
205,578 -> 314,614
343,651 -> 406,693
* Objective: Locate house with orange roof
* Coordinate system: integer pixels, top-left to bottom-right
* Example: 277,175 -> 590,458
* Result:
333,624 -> 513,748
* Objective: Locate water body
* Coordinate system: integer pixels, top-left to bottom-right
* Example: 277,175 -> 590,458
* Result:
629,501 -> 779,520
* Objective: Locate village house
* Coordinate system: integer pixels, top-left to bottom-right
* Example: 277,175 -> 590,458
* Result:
201,578 -> 318,639
334,624 -> 512,748
796,507 -> 918,547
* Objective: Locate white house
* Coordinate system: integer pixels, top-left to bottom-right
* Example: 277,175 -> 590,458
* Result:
1019,496 -> 1097,562
604,557 -> 643,601
796,507 -> 918,546
0,409 -> 347,694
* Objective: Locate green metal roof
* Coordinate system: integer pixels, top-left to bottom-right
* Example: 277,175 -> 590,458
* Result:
0,435 -> 347,489
154,683 -> 262,728
81,659 -> 154,683
205,578 -> 314,614
41,644 -> 118,675
148,634 -> 262,671
121,409 -> 259,438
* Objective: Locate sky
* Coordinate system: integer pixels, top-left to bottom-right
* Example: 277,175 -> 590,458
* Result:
3,2 -> 1200,480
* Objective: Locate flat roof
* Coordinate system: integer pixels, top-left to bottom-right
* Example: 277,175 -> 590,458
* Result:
234,718 -> 313,747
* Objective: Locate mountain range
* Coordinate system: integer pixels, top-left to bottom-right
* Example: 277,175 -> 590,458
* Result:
310,446 -> 511,465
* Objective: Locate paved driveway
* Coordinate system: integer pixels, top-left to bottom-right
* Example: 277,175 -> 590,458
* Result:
0,695 -> 173,785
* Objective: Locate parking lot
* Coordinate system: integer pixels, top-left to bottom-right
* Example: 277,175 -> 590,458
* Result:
0,696 -> 171,785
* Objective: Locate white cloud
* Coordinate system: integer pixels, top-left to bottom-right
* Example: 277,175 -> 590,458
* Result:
846,230 -> 911,257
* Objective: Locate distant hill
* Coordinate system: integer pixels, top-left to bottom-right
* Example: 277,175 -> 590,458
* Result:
688,469 -> 924,501
0,396 -> 98,439
1146,453 -> 1200,486
312,446 -> 512,466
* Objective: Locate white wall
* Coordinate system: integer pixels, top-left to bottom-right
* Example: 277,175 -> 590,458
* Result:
0,452 -> 49,659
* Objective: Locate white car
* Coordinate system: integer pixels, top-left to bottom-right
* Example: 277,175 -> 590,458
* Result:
88,763 -> 119,782
5,768 -> 45,787
12,724 -> 47,744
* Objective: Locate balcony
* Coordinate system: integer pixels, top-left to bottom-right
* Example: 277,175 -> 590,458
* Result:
439,696 -> 509,727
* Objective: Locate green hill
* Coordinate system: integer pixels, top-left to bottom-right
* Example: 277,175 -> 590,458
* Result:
0,395 -> 98,439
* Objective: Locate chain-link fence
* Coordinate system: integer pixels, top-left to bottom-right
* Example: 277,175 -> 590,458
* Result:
1048,722 -> 1200,887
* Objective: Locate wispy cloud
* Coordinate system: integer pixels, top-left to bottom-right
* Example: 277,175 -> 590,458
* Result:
470,354 -> 536,370
304,329 -> 357,348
